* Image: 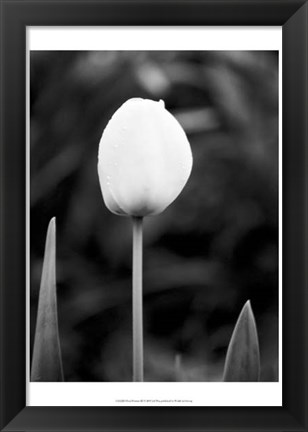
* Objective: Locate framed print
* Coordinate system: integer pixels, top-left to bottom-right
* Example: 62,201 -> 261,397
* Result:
28,27 -> 283,406
0,1 -> 307,431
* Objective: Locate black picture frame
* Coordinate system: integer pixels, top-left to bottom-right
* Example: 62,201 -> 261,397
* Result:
0,1 -> 307,431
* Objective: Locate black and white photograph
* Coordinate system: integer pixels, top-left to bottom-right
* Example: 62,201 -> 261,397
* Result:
30,49 -> 279,385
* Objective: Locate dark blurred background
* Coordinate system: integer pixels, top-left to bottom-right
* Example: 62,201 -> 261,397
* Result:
30,51 -> 279,382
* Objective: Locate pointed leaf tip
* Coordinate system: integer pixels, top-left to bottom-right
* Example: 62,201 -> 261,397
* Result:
244,299 -> 252,312
223,300 -> 260,382
31,217 -> 64,381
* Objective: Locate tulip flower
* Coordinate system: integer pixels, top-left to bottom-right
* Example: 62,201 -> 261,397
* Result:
98,98 -> 192,381
98,98 -> 192,217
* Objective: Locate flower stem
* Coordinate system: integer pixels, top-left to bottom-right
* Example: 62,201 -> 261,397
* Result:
132,216 -> 143,382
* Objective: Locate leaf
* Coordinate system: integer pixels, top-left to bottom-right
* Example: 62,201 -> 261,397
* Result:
223,300 -> 260,382
31,217 -> 64,381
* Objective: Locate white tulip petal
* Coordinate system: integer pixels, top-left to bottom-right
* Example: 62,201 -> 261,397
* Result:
98,98 -> 193,217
